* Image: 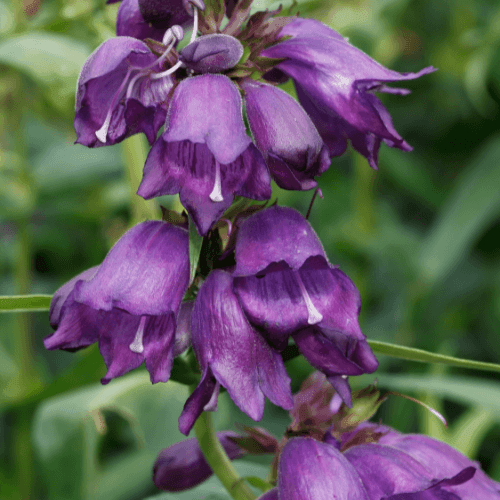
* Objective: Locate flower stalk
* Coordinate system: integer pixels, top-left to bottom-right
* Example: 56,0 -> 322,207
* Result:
194,410 -> 256,500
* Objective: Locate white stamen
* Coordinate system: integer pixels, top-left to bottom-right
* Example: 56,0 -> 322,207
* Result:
209,162 -> 224,202
95,67 -> 133,142
129,316 -> 147,353
151,60 -> 184,80
190,7 -> 199,44
295,271 -> 323,325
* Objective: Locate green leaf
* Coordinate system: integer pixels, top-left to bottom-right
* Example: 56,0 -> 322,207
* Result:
419,136 -> 500,284
0,295 -> 51,313
0,32 -> 90,86
368,340 -> 500,373
375,374 -> 500,416
188,217 -> 204,285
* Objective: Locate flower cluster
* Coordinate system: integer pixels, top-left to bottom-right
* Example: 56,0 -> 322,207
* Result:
154,373 -> 500,499
75,0 -> 434,235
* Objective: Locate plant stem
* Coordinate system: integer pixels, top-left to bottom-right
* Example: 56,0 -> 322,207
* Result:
121,135 -> 159,224
194,411 -> 256,500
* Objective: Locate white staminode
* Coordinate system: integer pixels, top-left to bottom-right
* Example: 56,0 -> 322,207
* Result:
190,4 -> 199,44
129,316 -> 147,353
295,271 -> 323,325
210,162 -> 224,202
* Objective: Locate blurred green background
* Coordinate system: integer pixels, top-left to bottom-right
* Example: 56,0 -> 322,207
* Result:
1,0 -> 500,498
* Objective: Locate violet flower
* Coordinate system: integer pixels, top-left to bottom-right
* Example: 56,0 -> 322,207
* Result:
262,18 -> 436,169
115,0 -> 166,41
242,79 -> 330,190
75,35 -> 178,147
153,431 -> 245,491
232,206 -> 378,405
137,73 -> 272,235
178,269 -> 293,435
44,221 -> 190,384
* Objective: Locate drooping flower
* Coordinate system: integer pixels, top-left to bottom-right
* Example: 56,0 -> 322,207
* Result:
178,269 -> 293,435
262,18 -> 436,169
137,73 -> 272,235
74,34 -> 179,147
232,206 -> 378,405
153,431 -> 245,491
242,79 -> 331,190
44,221 -> 190,384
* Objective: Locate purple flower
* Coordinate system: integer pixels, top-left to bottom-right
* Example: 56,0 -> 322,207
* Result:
75,36 -> 175,147
115,0 -> 166,41
153,431 -> 245,491
232,206 -> 378,405
262,18 -> 436,169
137,73 -> 272,235
178,269 -> 293,435
44,221 -> 190,384
242,79 -> 330,190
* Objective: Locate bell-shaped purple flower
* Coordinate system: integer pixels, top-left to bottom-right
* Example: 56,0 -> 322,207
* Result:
242,79 -> 330,190
153,431 -> 245,491
138,0 -> 191,30
262,18 -> 436,169
115,0 -> 166,41
178,269 -> 293,435
180,34 -> 244,73
75,36 -> 172,147
232,206 -> 378,405
44,221 -> 190,384
137,74 -> 272,235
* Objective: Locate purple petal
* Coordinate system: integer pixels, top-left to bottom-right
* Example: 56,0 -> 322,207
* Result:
327,375 -> 353,407
179,368 -> 219,435
153,431 -> 245,491
242,79 -> 330,190
277,438 -> 369,499
74,221 -> 189,316
138,139 -> 270,235
173,301 -> 194,356
190,270 -> 293,423
163,74 -> 251,164
116,0 -> 165,41
138,0 -> 190,29
257,490 -> 278,500
180,34 -> 244,73
233,206 -> 326,276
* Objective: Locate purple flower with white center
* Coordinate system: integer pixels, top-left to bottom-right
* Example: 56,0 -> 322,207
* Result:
242,79 -> 330,190
178,269 -> 293,435
137,73 -> 272,235
232,206 -> 378,406
262,18 -> 436,169
153,431 -> 245,491
74,31 -> 183,147
44,221 -> 190,384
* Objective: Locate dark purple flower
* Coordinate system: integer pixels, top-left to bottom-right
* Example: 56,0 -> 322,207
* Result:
180,34 -> 244,73
115,0 -> 166,41
75,36 -> 174,147
137,74 -> 271,235
262,18 -> 436,169
178,269 -> 293,435
137,0 -> 191,31
268,434 -> 486,500
153,431 -> 245,491
44,221 -> 190,384
242,79 -> 330,190
232,206 -> 378,405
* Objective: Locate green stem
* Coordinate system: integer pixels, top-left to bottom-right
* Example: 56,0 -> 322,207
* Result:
194,411 -> 256,500
121,135 -> 159,224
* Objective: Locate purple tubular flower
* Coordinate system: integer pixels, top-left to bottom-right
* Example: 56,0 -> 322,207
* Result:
75,37 -> 172,147
180,34 -> 244,73
232,206 -> 378,404
138,0 -> 190,29
44,221 -> 190,384
262,18 -> 436,169
138,74 -> 271,236
116,0 -> 165,41
178,270 -> 293,435
153,431 -> 245,491
242,79 -> 330,190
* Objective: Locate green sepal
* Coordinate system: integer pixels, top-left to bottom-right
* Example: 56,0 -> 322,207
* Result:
188,216 -> 204,285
